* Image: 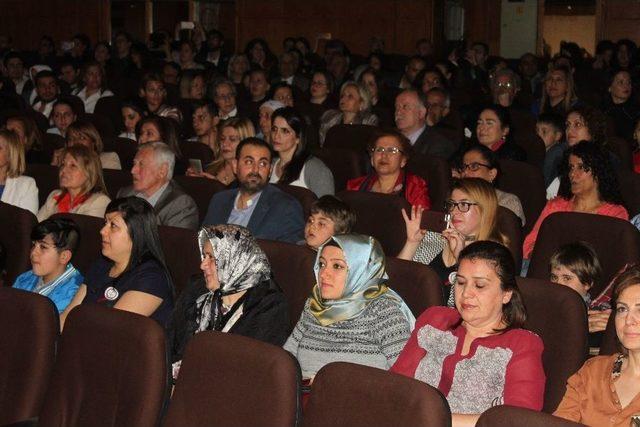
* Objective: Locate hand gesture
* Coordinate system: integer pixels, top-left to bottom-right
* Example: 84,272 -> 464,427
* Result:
401,205 -> 426,244
442,227 -> 466,260
587,309 -> 611,333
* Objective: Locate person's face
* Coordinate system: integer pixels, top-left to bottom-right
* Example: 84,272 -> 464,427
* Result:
259,108 -> 274,139
115,35 -> 131,57
519,54 -> 538,78
545,70 -> 568,100
454,258 -> 512,328
271,116 -> 299,155
214,84 -> 236,115
250,43 -> 266,64
318,245 -> 348,300
447,189 -> 482,237
6,57 -> 24,80
59,154 -> 88,193
565,112 -> 591,146
395,91 -> 426,132
36,76 -> 58,102
30,235 -> 69,282
190,75 -> 205,100
339,86 -> 362,114
132,148 -> 165,194
207,34 -> 222,51
568,155 -> 598,197
39,38 -> 54,56
138,122 -> 161,145
279,53 -> 296,78
493,74 -> 517,105
426,92 -> 448,125
405,58 -> 426,83
361,73 -> 378,99
234,144 -> 271,194
550,265 -> 590,297
179,44 -> 195,64
122,107 -> 142,134
220,126 -> 241,160
100,211 -> 133,264
52,105 -> 76,133
476,109 -> 507,147
72,38 -> 85,58
200,241 -> 220,291
192,106 -> 216,137
617,45 -> 630,67
369,56 -> 382,71
328,55 -> 348,79
249,72 -> 270,100
67,130 -> 94,150
143,80 -> 166,110
310,73 -> 330,99
60,65 -> 78,85
231,56 -> 249,75
94,44 -> 110,63
536,122 -> 562,149
84,65 -> 102,90
471,45 -> 488,65
421,71 -> 443,94
162,65 -> 179,85
295,40 -> 308,54
5,120 -> 25,145
274,87 -> 294,107
615,284 -> 640,352
610,71 -> 632,102
0,137 -> 8,169
461,150 -> 497,182
371,136 -> 406,177
417,41 -> 433,57
305,213 -> 337,249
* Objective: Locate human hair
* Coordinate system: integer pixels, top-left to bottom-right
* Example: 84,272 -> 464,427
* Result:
451,178 -> 508,246
537,112 -> 564,134
104,197 -> 172,286
596,40 -> 615,56
460,143 -> 500,183
81,60 -> 108,91
367,128 -> 413,160
179,70 -> 205,99
472,41 -> 490,56
138,141 -> 176,180
226,54 -> 250,79
399,87 -> 428,110
164,61 -> 181,75
540,66 -> 577,114
191,99 -> 218,117
31,217 -> 80,255
269,81 -> 294,101
357,67 -> 385,93
66,120 -> 104,153
310,195 -> 357,234
135,115 -> 182,158
607,69 -> 631,89
0,129 -> 25,177
35,70 -> 57,86
140,72 -> 164,91
458,240 -> 526,330
59,144 -> 107,196
491,68 -> 521,92
611,263 -> 640,354
340,81 -> 372,111
425,87 -> 451,109
478,104 -> 512,144
549,241 -> 602,289
212,78 -> 237,98
566,105 -> 607,147
271,107 -> 310,184
235,137 -> 273,160
50,97 -> 82,121
73,33 -> 91,50
3,51 -> 23,67
220,117 -> 255,141
414,67 -> 448,91
557,140 -> 623,204
312,69 -> 335,93
5,114 -> 43,151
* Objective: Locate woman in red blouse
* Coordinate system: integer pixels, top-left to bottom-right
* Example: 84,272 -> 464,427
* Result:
392,241 -> 545,427
347,129 -> 430,209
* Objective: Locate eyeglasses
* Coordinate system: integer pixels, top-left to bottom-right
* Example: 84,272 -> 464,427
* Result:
444,200 -> 478,213
459,162 -> 491,172
495,81 -> 514,88
370,146 -> 403,155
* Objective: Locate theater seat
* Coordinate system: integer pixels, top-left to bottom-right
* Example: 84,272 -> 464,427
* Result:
0,288 -> 58,425
94,96 -> 124,132
406,153 -> 452,211
179,141 -> 214,166
50,213 -> 103,275
608,136 -> 633,170
497,159 -> 546,234
517,277 -> 588,413
0,202 -> 37,286
25,164 -> 59,207
312,147 -> 366,192
173,175 -> 227,223
323,124 -> 377,151
302,362 -> 451,427
111,137 -> 138,172
164,331 -> 301,427
477,405 -> 586,427
275,184 -> 318,219
617,169 -> 640,217
527,212 -> 640,298
386,258 -> 443,314
158,225 -> 200,295
103,168 -> 132,199
38,305 -> 168,427
83,113 -> 116,141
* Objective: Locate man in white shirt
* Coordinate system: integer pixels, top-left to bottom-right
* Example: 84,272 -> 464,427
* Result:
4,52 -> 29,95
31,70 -> 59,118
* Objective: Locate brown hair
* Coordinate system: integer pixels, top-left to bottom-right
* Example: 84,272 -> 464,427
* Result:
59,145 -> 107,196
611,263 -> 640,354
367,128 -> 413,160
66,120 -> 104,153
6,114 -> 43,151
549,241 -> 602,290
309,195 -> 357,234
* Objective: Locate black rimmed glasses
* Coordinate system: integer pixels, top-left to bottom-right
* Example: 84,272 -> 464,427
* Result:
444,200 -> 479,213
370,146 -> 403,155
459,162 -> 491,172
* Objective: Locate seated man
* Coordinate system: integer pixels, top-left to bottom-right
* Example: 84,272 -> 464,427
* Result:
13,218 -> 84,313
139,72 -> 182,122
117,142 -> 199,230
203,137 -> 304,243
31,70 -> 59,117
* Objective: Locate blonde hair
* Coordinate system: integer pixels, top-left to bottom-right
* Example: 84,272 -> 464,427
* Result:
540,66 -> 577,114
59,144 -> 107,196
66,120 -> 104,153
6,115 -> 42,151
340,81 -> 372,111
206,117 -> 255,174
0,129 -> 25,177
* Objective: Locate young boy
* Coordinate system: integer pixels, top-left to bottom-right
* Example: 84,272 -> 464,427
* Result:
13,218 -> 83,313
537,113 -> 565,186
304,195 -> 356,250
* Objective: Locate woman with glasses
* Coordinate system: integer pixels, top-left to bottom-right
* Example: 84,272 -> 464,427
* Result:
398,178 -> 507,288
534,65 -> 579,116
347,129 -> 430,209
457,143 -> 525,225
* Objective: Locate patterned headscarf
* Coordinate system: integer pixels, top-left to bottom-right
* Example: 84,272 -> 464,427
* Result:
309,234 -> 415,328
195,224 -> 271,332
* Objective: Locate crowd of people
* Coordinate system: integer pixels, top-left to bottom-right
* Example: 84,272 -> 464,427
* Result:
1,25 -> 640,426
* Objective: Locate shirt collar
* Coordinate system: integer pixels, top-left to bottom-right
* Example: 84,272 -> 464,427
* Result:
407,125 -> 427,145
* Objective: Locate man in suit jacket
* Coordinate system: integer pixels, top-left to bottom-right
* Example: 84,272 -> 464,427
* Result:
202,138 -> 304,243
117,142 -> 199,230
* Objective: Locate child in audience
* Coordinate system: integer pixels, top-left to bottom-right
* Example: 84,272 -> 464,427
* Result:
549,241 -> 611,333
304,195 -> 356,250
13,218 -> 83,313
537,113 -> 565,186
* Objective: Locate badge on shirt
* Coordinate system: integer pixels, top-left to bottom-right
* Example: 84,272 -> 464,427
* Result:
104,286 -> 119,301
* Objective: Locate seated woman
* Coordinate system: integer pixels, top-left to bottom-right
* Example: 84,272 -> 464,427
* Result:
118,101 -> 144,141
13,218 -> 83,313
398,178 -> 508,286
37,145 -> 111,222
52,120 -> 121,170
167,224 -> 289,379
60,197 -> 174,328
523,141 -> 628,260
178,70 -> 206,101
347,129 -> 430,209
457,143 -> 525,225
534,65 -> 579,117
284,234 -> 415,380
475,104 -> 526,162
5,114 -> 47,164
554,263 -> 640,426
318,81 -> 379,146
257,100 -> 285,143
392,241 -> 545,427
601,70 -> 639,142
47,98 -> 79,137
269,107 -> 335,197
73,60 -> 114,114
135,115 -> 187,175
0,129 -> 39,215
357,67 -> 393,127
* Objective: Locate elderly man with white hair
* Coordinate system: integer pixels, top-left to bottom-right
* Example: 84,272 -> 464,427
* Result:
117,142 -> 199,229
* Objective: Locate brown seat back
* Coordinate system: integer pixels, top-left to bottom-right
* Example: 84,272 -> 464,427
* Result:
158,225 -> 200,296
111,137 -> 138,172
406,152 -> 452,211
302,362 -> 451,427
617,169 -> 640,217
164,331 -> 300,427
25,164 -> 59,207
103,168 -> 133,199
312,147 -> 366,191
386,258 -> 443,314
498,207 -> 523,271
477,405 -> 587,427
0,202 -> 37,285
179,141 -> 214,166
497,159 -> 546,234
323,124 -> 378,151
0,289 -> 58,424
173,175 -> 228,223
608,136 -> 633,170
50,213 -> 103,275
39,305 -> 168,427
275,184 -> 318,219
94,96 -> 124,132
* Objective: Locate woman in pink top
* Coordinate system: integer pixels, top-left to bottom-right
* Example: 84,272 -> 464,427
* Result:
524,141 -> 628,259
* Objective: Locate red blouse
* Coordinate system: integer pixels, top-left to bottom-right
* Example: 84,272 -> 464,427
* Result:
346,171 -> 430,209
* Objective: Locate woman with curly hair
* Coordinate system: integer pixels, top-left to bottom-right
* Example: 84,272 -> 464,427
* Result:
523,141 -> 628,260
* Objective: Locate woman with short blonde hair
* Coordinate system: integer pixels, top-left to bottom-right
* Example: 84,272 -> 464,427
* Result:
0,129 -> 39,215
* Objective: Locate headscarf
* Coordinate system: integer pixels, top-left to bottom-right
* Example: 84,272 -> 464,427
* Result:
260,99 -> 285,112
309,234 -> 415,328
194,224 -> 271,332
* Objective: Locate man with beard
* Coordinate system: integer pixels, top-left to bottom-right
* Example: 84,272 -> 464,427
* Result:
202,138 -> 304,243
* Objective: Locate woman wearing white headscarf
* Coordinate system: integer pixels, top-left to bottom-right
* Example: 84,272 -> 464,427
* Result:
284,234 -> 415,380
